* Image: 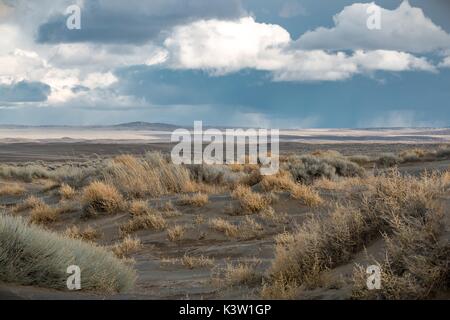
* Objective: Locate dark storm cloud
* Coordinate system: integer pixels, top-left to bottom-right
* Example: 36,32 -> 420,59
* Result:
0,81 -> 51,102
37,0 -> 244,44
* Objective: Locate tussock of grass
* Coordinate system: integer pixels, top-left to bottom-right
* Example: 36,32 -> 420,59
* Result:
232,185 -> 269,213
290,184 -> 323,207
181,255 -> 214,269
120,211 -> 167,235
82,181 -> 124,216
259,207 -> 287,224
128,199 -> 151,216
13,195 -> 45,212
0,183 -> 26,196
64,225 -> 100,242
111,235 -> 142,259
0,214 -> 135,292
260,170 -> 295,192
213,262 -> 262,287
167,225 -> 185,242
178,192 -> 209,207
240,216 -> 264,239
29,203 -> 60,224
209,218 -> 239,238
104,153 -> 195,198
59,183 -> 76,199
209,216 -> 264,239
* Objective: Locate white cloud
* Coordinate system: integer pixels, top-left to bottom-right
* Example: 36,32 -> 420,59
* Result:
164,17 -> 291,74
47,43 -> 167,71
0,48 -> 119,104
296,1 -> 450,53
163,16 -> 436,81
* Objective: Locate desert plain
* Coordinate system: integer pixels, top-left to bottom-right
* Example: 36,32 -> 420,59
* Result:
0,124 -> 449,300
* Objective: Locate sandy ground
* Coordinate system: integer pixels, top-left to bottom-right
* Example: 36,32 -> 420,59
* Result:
1,162 -> 449,300
0,139 -> 449,300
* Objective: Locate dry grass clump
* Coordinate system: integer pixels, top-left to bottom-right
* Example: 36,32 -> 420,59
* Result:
239,216 -> 264,239
181,255 -> 215,269
0,214 -> 135,292
209,218 -> 239,237
111,235 -> 142,259
120,211 -> 167,236
167,225 -> 186,242
128,199 -> 151,216
231,185 -> 269,213
263,169 -> 446,299
64,225 -> 100,242
103,153 -> 195,198
0,183 -> 26,196
82,181 -> 124,216
259,207 -> 287,224
13,195 -> 45,212
29,203 -> 59,224
260,278 -> 298,300
162,255 -> 215,269
290,184 -> 323,208
178,192 -> 209,207
213,262 -> 262,287
209,216 -> 264,239
260,170 -> 295,192
194,214 -> 206,225
59,183 -> 76,199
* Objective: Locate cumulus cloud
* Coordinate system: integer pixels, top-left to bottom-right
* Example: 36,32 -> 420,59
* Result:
0,48 -> 118,104
164,17 -> 291,74
163,17 -> 436,81
295,1 -> 450,53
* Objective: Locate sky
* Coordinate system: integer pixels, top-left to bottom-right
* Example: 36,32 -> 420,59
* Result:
0,0 -> 449,128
